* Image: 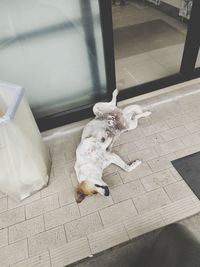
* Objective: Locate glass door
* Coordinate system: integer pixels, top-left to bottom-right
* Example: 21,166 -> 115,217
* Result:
107,0 -> 200,99
112,0 -> 191,90
0,0 -> 108,130
1,0 -> 199,130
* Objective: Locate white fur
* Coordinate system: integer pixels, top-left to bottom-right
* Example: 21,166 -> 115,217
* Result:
75,136 -> 141,196
75,89 -> 151,198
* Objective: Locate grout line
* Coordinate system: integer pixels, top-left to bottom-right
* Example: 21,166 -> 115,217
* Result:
48,249 -> 53,267
125,68 -> 139,84
43,214 -> 47,232
162,186 -> 174,203
130,198 -> 139,215
24,205 -> 27,222
98,210 -> 104,228
7,227 -> 9,246
62,223 -> 68,244
122,220 -> 131,241
26,238 -> 30,258
6,196 -> 8,214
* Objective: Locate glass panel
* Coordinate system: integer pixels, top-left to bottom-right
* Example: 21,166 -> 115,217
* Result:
112,0 -> 189,90
0,0 -> 106,117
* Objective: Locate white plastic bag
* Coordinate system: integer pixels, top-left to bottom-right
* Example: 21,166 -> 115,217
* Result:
0,81 -> 51,201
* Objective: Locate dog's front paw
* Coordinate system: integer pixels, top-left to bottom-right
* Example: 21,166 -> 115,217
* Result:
132,159 -> 142,167
126,160 -> 142,172
113,88 -> 119,96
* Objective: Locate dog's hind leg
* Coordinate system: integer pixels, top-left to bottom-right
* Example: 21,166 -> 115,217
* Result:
135,111 -> 151,119
123,105 -> 151,121
122,105 -> 143,120
126,111 -> 151,131
93,89 -> 118,117
107,153 -> 141,172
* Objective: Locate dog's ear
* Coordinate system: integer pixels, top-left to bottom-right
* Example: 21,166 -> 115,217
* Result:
75,190 -> 86,203
75,182 -> 87,203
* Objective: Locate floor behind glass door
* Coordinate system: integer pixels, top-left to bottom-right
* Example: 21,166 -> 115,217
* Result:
112,0 -> 188,90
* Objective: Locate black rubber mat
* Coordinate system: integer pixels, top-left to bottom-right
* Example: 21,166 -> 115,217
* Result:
172,152 -> 200,199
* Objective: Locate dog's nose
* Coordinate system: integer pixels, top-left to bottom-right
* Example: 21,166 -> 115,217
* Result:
104,186 -> 110,196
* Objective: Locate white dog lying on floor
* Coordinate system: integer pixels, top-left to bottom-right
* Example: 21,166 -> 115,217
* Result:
74,89 -> 151,203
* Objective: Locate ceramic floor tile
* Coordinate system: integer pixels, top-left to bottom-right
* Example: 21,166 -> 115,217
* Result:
3,64 -> 200,267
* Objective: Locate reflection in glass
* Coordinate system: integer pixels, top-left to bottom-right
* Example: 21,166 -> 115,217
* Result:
0,0 -> 106,117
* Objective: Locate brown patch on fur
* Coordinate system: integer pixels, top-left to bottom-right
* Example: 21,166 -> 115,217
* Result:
0,111 -> 4,117
102,109 -> 128,131
75,181 -> 97,203
111,110 -> 128,130
75,190 -> 85,203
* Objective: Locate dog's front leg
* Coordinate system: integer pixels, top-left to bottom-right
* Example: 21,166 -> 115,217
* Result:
108,153 -> 141,172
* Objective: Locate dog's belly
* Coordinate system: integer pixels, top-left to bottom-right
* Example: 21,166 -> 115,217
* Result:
82,119 -> 108,140
76,151 -> 106,170
75,142 -> 110,182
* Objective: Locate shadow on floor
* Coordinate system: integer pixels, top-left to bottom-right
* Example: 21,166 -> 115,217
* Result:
69,223 -> 200,267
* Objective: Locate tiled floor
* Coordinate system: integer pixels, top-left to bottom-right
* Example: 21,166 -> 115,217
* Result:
1,80 -> 200,266
112,0 -> 199,89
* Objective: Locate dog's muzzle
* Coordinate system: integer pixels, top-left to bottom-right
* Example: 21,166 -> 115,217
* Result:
95,184 -> 110,196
